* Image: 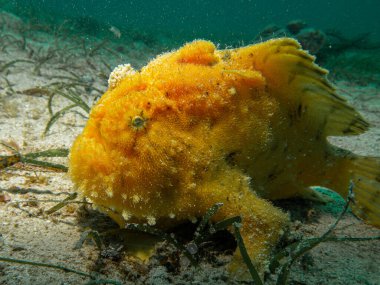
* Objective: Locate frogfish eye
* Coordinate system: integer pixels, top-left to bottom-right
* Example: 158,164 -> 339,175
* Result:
130,115 -> 147,130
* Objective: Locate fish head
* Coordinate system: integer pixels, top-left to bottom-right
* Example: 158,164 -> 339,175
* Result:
68,67 -> 189,215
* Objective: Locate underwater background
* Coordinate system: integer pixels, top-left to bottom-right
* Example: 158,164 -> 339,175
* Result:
2,0 -> 380,44
0,1 -> 379,285
1,0 -> 380,84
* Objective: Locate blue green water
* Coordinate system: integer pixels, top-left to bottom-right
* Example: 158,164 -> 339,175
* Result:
2,0 -> 380,45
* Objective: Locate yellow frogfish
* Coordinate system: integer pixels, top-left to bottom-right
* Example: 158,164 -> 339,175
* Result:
69,38 -> 380,279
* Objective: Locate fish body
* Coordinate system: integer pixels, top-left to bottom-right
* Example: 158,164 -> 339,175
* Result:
69,38 -> 380,278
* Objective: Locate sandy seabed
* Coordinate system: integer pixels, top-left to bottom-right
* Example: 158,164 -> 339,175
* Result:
0,11 -> 380,285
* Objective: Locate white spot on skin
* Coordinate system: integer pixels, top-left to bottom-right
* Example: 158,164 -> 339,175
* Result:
91,191 -> 99,198
132,195 -> 141,204
105,187 -> 114,198
228,87 -> 237,95
121,193 -> 128,200
169,213 -> 175,219
187,183 -> 196,190
147,216 -> 156,226
170,167 -> 178,174
122,210 -> 131,221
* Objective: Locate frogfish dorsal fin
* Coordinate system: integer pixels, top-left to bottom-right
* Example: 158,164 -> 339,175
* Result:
226,38 -> 369,137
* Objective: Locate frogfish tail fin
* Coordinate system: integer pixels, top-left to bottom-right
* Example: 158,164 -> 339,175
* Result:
335,156 -> 380,227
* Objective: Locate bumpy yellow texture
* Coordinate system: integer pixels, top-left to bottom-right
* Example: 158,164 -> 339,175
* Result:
69,38 -> 380,278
